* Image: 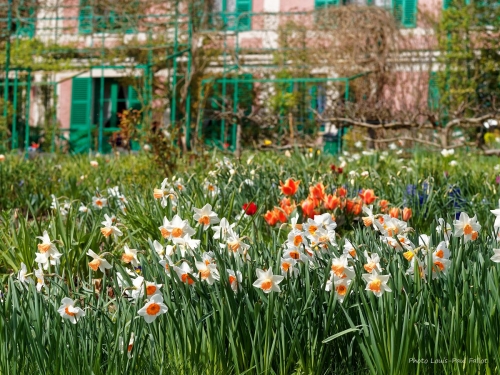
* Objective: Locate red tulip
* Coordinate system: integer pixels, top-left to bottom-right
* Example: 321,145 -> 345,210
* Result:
243,202 -> 257,216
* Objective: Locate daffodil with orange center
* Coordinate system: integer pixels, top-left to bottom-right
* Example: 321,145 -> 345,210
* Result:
193,204 -> 220,230
87,249 -> 112,273
253,268 -> 284,293
138,294 -> 168,323
362,271 -> 392,297
195,261 -> 220,285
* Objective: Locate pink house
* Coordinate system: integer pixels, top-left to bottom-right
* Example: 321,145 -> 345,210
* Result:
5,0 -> 449,152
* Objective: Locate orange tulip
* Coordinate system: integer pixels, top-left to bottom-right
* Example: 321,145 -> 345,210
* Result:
301,198 -> 318,219
389,207 -> 400,218
352,203 -> 362,216
280,179 -> 300,196
309,182 -> 326,201
359,189 -> 377,205
280,197 -> 295,215
274,207 -> 288,223
402,207 -> 412,221
346,199 -> 355,213
337,187 -> 347,197
379,199 -> 389,213
324,194 -> 340,210
264,210 -> 279,226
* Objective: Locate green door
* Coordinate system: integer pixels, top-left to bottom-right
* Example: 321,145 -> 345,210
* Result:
70,78 -> 93,153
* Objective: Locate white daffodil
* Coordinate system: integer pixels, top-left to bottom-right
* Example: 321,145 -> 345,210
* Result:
374,216 -> 407,238
491,208 -> 500,228
193,204 -> 220,230
381,234 -> 414,252
418,234 -> 430,248
58,297 -> 85,324
17,262 -> 31,286
130,276 -> 161,300
223,229 -> 250,257
101,214 -> 123,240
87,250 -> 112,273
173,177 -> 185,192
252,268 -> 284,294
34,267 -> 45,292
453,212 -> 481,243
362,271 -> 392,297
287,229 -> 307,248
280,257 -> 299,278
173,234 -> 201,257
303,214 -> 337,235
154,179 -> 177,208
137,294 -> 168,323
331,255 -> 355,280
122,245 -> 140,267
159,256 -> 174,276
165,215 -> 195,240
436,218 -> 452,241
325,273 -> 351,303
158,217 -> 171,239
34,231 -> 62,270
361,205 -> 376,228
363,251 -> 382,273
173,262 -> 197,285
343,239 -> 357,259
195,261 -> 220,285
79,204 -> 88,213
203,180 -> 220,197
433,241 -> 450,259
212,218 -> 236,242
283,244 -> 309,263
92,196 -> 107,210
226,269 -> 243,292
429,254 -> 451,278
119,333 -> 135,359
406,258 -> 426,280
491,249 -> 500,263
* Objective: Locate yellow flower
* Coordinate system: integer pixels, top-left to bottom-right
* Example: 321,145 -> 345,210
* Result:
264,139 -> 272,146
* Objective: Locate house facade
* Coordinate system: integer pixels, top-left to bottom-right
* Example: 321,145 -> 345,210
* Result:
1,0 -> 456,153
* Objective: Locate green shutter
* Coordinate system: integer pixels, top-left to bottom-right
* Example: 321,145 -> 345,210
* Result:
392,0 -> 417,28
236,0 -> 252,30
428,72 -> 440,111
16,1 -> 36,38
127,86 -> 142,151
402,0 -> 417,27
70,78 -> 93,153
392,0 -> 403,24
127,86 -> 142,110
79,0 -> 93,34
315,0 -> 340,8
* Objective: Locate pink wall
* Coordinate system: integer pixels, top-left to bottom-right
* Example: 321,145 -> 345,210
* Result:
59,80 -> 72,130
418,0 -> 442,22
384,71 -> 430,111
281,0 -> 315,12
63,0 -> 79,34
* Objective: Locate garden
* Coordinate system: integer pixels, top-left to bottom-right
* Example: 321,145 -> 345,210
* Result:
1,147 -> 500,374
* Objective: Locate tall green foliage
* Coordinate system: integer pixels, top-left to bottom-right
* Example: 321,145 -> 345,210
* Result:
437,0 -> 500,112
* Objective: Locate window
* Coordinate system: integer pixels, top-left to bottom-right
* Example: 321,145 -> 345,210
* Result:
428,72 -> 440,110
393,0 -> 418,28
70,77 -> 141,152
213,0 -> 252,31
315,0 -> 340,7
315,0 -> 416,28
79,0 -> 138,35
7,0 -> 37,38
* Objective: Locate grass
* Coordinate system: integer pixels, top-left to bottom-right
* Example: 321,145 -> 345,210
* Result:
0,147 -> 500,374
